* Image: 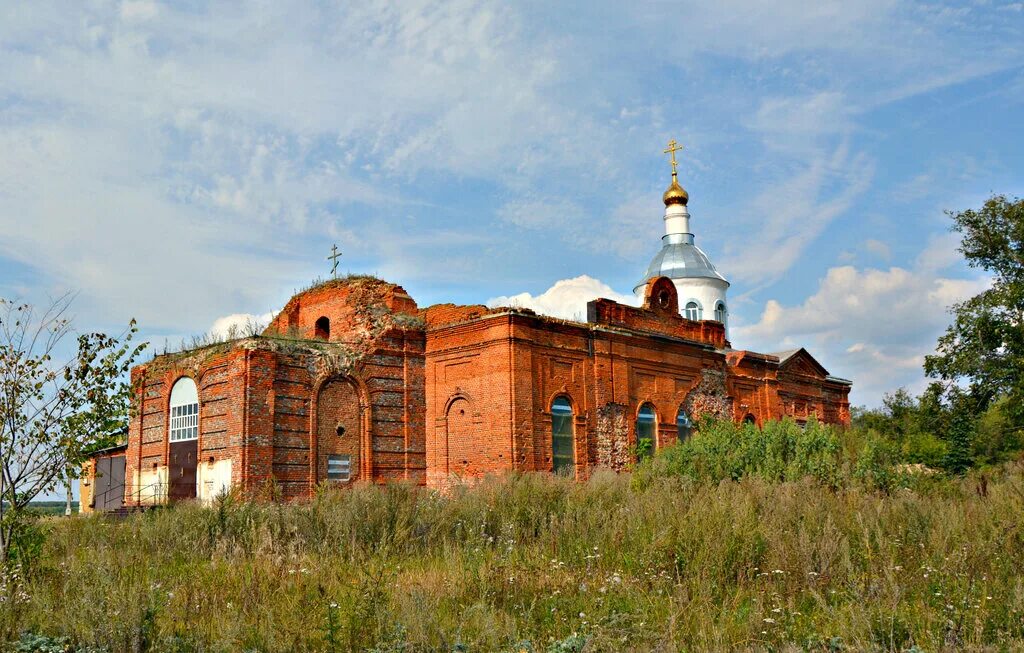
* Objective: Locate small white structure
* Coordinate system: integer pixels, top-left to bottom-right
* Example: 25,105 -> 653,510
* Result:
634,140 -> 729,334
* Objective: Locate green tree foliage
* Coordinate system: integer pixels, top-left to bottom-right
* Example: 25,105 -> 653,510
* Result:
0,296 -> 145,563
925,195 -> 1024,423
852,384 -> 1021,472
852,386 -> 949,468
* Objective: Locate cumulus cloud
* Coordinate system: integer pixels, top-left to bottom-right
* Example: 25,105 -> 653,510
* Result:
487,275 -> 638,321
209,312 -> 275,340
735,249 -> 990,405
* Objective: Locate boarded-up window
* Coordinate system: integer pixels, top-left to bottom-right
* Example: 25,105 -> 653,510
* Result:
327,454 -> 351,482
551,397 -> 575,475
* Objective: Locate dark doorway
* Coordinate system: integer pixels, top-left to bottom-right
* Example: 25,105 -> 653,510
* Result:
168,440 -> 198,500
315,316 -> 331,340
93,455 -> 126,511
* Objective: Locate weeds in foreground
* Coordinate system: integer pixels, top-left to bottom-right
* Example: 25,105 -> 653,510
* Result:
3,464 -> 1024,651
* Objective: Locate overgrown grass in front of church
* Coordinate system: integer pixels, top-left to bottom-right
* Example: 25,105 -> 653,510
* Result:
4,422 -> 1024,652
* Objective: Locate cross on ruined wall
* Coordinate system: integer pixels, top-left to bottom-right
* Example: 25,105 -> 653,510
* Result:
327,244 -> 342,277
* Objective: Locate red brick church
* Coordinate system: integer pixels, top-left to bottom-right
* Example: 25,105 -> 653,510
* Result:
82,145 -> 851,510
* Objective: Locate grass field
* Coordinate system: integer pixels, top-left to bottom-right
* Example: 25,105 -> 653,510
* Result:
2,460 -> 1023,652
25,502 -> 78,517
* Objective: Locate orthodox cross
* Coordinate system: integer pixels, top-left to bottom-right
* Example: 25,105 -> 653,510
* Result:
663,139 -> 684,175
327,244 -> 342,277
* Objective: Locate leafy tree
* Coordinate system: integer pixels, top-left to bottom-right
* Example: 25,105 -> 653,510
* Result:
942,389 -> 975,475
925,195 -> 1024,424
0,296 -> 145,562
851,387 -> 948,468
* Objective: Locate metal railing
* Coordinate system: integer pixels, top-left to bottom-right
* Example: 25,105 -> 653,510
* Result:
89,479 -> 200,512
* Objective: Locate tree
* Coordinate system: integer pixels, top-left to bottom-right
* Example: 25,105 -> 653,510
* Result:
925,195 -> 1024,423
0,296 -> 145,562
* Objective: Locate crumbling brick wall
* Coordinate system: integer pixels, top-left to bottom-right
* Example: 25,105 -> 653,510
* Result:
595,403 -> 631,471
683,368 -> 733,420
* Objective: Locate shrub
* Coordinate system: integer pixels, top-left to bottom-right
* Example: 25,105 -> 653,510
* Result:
640,417 -> 861,489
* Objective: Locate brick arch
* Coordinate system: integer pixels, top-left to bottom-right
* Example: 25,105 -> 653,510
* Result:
443,390 -> 474,415
162,373 -> 202,502
643,276 -> 679,315
545,390 -> 577,413
445,395 -> 477,478
310,375 -> 371,486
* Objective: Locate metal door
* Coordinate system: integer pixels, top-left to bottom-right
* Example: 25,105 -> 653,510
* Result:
168,440 -> 198,500
93,456 -> 126,511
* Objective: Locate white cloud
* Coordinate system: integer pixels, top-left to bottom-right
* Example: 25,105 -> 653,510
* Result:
487,275 -> 638,321
735,257 -> 990,406
209,312 -> 275,340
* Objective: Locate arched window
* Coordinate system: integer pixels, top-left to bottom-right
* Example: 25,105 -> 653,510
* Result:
684,301 -> 701,321
714,301 -> 727,324
169,377 -> 199,442
676,407 -> 694,442
743,414 -> 757,426
315,316 -> 330,340
636,403 -> 656,460
551,397 -> 575,474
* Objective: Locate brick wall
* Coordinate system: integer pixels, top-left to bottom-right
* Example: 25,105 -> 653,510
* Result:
102,274 -> 851,502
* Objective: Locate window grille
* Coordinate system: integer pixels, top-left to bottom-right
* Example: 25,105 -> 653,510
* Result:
169,378 -> 199,442
551,397 -> 574,474
684,301 -> 701,321
714,301 -> 727,324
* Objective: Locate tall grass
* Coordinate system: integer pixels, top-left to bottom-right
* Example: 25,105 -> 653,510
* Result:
2,455 -> 1023,652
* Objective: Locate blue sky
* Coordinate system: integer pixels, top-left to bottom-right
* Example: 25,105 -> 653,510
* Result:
1,0 -> 1022,407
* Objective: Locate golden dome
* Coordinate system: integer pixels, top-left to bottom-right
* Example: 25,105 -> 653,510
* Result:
663,173 -> 689,206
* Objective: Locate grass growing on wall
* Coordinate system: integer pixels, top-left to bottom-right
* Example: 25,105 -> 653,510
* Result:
3,427 -> 1024,651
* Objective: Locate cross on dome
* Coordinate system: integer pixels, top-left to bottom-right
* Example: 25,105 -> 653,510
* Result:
663,139 -> 684,175
661,138 -> 689,207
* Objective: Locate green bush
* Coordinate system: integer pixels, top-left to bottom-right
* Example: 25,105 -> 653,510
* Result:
637,417 -> 898,490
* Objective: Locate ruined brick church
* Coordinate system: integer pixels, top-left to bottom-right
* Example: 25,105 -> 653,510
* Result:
82,145 -> 851,510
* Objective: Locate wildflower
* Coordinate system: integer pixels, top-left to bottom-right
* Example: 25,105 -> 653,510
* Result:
763,618 -> 776,624
772,608 -> 782,613
772,569 -> 784,575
